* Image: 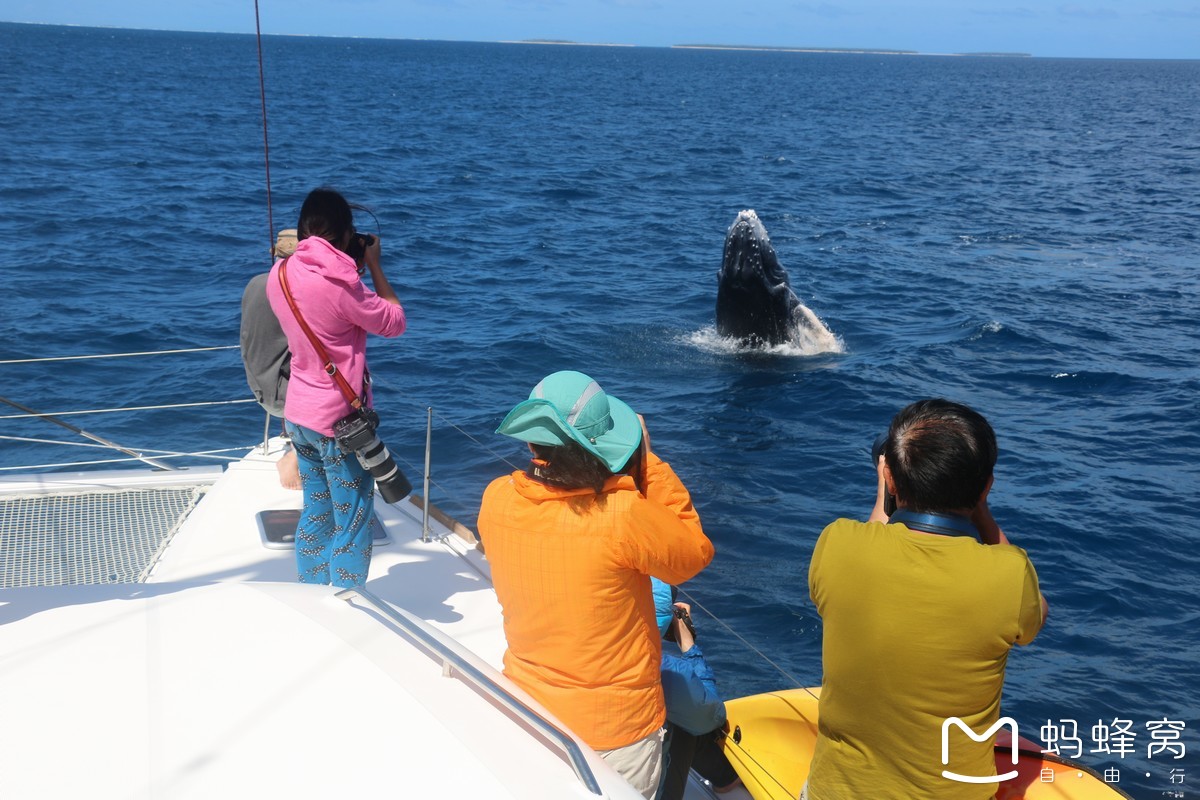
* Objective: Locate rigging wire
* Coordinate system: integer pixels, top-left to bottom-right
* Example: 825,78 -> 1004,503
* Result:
254,0 -> 275,254
677,586 -> 816,697
0,398 -> 256,421
0,395 -> 176,471
0,435 -> 121,450
374,379 -> 526,475
0,448 -> 254,472
0,345 -> 238,365
0,435 -> 255,460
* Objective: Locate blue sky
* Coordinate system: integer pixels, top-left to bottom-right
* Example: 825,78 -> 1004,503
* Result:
1,1 -> 1196,59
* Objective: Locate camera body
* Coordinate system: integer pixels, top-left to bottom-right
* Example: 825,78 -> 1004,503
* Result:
333,407 -> 380,451
333,408 -> 411,504
346,232 -> 376,262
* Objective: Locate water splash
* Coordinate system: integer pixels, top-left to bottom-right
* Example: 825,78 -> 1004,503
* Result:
687,319 -> 845,357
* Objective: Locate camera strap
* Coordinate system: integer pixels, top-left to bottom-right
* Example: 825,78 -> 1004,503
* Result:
888,509 -> 980,540
277,257 -> 366,411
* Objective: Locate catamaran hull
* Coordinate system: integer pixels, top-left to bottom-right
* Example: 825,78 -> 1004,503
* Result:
721,689 -> 1131,800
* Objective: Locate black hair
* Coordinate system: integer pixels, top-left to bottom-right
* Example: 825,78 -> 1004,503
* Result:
883,398 -> 997,513
527,440 -> 612,495
296,187 -> 361,248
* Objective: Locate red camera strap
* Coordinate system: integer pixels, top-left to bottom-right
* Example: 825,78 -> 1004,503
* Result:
277,257 -> 364,410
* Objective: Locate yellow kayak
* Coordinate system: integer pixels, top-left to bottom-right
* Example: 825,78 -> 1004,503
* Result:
721,688 -> 1131,800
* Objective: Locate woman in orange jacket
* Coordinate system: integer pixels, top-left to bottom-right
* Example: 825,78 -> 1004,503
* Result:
478,370 -> 714,799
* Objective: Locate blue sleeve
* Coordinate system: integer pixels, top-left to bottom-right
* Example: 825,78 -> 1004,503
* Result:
651,577 -> 675,638
661,643 -> 727,735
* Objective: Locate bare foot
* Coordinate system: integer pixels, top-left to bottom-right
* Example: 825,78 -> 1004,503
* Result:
277,447 -> 301,490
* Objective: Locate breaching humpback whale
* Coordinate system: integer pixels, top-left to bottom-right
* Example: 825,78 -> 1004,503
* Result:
715,210 -> 837,349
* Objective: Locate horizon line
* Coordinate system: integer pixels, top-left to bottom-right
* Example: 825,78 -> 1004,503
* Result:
3,19 -> 1198,61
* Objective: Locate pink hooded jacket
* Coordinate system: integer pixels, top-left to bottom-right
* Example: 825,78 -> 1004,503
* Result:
266,236 -> 406,435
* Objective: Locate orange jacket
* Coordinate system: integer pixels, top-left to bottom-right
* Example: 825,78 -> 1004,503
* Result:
478,452 -> 714,750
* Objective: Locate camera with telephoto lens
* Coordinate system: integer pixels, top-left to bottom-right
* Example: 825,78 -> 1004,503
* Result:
664,605 -> 696,643
346,232 -> 376,262
871,432 -> 896,516
332,408 -> 412,504
871,432 -> 889,463
674,605 -> 696,637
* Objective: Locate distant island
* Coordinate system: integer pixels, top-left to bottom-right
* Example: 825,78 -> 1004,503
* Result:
510,40 -> 1031,57
675,44 -> 1031,57
511,39 -> 635,48
675,44 -> 916,54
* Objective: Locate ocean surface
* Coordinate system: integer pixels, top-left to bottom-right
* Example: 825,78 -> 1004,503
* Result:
1,22 -> 1197,797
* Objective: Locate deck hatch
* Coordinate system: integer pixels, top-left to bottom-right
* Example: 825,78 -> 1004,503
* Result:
255,508 -> 390,550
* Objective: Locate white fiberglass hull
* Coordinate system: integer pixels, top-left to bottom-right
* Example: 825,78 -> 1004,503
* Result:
0,440 -> 647,799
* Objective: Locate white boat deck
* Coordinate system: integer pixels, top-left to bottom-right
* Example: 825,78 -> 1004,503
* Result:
0,440 -> 644,799
144,438 -> 507,668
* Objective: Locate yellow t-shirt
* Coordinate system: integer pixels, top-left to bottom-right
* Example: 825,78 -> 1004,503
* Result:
807,518 -> 1044,800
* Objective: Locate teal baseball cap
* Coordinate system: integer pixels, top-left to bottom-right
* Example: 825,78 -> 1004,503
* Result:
496,370 -> 642,474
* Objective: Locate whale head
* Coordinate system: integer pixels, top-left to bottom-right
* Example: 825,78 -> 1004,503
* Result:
715,210 -> 801,346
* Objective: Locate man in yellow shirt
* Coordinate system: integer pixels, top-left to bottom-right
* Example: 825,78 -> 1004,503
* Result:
807,399 -> 1049,800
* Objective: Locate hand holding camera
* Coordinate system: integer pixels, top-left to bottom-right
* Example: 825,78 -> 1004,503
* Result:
346,232 -> 377,264
665,602 -> 697,651
350,233 -> 401,307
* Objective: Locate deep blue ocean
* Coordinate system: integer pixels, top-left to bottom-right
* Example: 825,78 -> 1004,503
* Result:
1,22 -> 1196,797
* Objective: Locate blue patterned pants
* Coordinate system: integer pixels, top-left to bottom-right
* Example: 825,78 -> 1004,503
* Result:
286,421 -> 375,588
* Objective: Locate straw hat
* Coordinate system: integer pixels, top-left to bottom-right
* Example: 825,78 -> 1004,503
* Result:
272,228 -> 298,258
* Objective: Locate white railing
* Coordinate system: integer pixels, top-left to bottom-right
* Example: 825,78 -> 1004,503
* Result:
337,586 -> 604,796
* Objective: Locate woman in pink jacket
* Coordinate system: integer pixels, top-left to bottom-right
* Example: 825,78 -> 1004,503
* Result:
266,187 -> 406,587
